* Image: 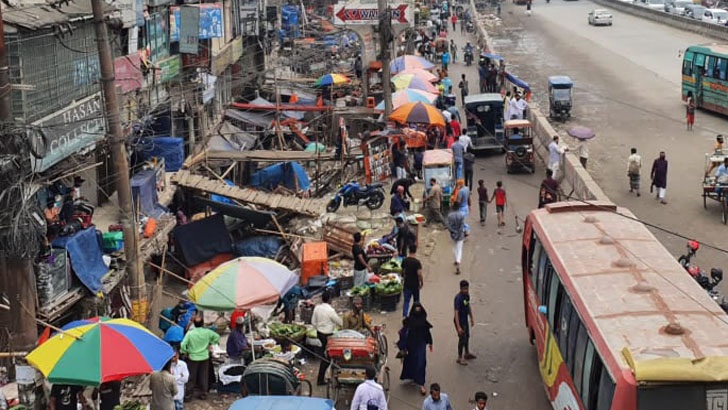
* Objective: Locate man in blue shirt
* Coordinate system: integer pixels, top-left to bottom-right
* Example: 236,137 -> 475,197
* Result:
422,383 -> 453,410
454,280 -> 476,366
715,157 -> 728,197
226,316 -> 251,364
451,139 -> 464,179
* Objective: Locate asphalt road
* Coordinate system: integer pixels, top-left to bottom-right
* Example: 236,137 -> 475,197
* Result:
386,3 -> 728,409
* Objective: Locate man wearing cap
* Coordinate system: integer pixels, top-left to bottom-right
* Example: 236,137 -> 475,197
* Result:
343,296 -> 373,335
226,316 -> 252,364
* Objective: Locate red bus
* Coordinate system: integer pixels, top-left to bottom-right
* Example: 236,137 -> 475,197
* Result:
522,201 -> 728,410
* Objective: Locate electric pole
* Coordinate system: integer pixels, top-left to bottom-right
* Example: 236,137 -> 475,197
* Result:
378,0 -> 393,117
91,0 -> 147,322
0,3 -> 11,121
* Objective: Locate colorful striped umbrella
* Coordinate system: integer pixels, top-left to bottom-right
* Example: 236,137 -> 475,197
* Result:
390,55 -> 435,74
375,89 -> 438,110
189,257 -> 299,311
313,73 -> 351,87
394,69 -> 439,83
389,102 -> 446,127
392,74 -> 439,94
26,317 -> 173,386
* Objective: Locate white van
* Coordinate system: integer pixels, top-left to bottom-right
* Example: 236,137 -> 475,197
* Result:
703,8 -> 728,24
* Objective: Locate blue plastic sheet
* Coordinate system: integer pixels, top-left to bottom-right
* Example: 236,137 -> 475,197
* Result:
52,227 -> 109,294
232,237 -> 282,258
131,169 -> 166,219
505,71 -> 531,93
249,162 -> 310,192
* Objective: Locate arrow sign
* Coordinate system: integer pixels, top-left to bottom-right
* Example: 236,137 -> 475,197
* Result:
335,3 -> 409,25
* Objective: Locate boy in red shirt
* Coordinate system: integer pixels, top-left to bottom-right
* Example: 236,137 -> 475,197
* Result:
490,181 -> 507,227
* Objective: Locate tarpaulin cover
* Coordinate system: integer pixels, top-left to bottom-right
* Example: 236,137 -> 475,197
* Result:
506,71 -> 531,93
142,137 -> 184,171
210,179 -> 235,204
233,237 -> 282,258
229,395 -> 334,410
131,169 -> 166,219
250,161 -> 310,192
52,227 -> 108,294
172,213 -> 232,266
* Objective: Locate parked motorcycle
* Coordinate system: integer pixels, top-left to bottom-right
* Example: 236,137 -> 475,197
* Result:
326,182 -> 385,212
464,50 -> 474,66
677,240 -> 728,311
466,21 -> 475,33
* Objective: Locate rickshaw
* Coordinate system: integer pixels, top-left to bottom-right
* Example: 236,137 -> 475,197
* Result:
702,152 -> 728,223
548,76 -> 573,119
423,149 -> 454,209
463,93 -> 505,152
503,119 -> 535,174
241,359 -> 312,396
326,327 -> 389,407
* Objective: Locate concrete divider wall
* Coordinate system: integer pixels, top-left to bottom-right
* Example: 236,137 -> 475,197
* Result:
591,0 -> 728,41
467,0 -> 610,201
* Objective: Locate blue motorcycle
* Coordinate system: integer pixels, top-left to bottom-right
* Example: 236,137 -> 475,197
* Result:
326,181 -> 386,212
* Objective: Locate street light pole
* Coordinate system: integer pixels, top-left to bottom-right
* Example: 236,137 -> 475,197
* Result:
91,0 -> 146,321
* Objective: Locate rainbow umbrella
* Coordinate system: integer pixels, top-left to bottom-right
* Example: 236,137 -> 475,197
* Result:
313,73 -> 351,87
390,55 -> 435,74
389,102 -> 446,127
26,317 -> 173,385
375,89 -> 438,110
392,74 -> 439,94
189,257 -> 299,311
395,68 -> 439,83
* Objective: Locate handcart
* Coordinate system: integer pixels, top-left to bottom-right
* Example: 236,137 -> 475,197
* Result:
325,327 -> 390,407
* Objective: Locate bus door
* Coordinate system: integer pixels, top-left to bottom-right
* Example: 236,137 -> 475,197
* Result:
695,53 -> 706,107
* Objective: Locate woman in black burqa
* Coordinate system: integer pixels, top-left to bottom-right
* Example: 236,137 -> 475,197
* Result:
397,302 -> 434,395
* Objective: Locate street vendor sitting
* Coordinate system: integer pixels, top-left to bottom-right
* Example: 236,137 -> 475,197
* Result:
716,158 -> 728,196
343,296 -> 373,335
227,316 -> 253,364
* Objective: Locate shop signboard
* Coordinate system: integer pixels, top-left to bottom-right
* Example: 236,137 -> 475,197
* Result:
31,94 -> 105,172
170,3 -> 224,42
179,6 -> 199,54
158,55 -> 182,82
333,1 -> 412,25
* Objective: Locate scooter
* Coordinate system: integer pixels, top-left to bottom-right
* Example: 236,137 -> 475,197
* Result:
677,240 -> 728,311
326,181 -> 386,212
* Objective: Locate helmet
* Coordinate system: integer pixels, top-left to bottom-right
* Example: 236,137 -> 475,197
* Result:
688,240 -> 700,252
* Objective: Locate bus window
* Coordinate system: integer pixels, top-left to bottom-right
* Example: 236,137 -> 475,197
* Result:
567,312 -> 581,375
682,59 -> 693,76
707,56 -> 717,78
695,53 -> 706,72
586,354 -> 604,410
529,237 -> 542,279
536,250 -> 548,301
573,322 -> 589,393
547,274 -> 562,328
581,340 -> 596,406
596,368 -> 615,410
557,292 -> 572,359
541,260 -> 556,304
719,58 -> 727,80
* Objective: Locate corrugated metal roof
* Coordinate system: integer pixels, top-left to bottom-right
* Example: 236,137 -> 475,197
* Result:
4,0 -> 115,30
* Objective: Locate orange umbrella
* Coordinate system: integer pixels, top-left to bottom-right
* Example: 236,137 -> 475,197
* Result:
388,102 -> 446,127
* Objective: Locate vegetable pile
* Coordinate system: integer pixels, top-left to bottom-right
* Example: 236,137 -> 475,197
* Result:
375,276 -> 403,295
269,322 -> 306,341
349,285 -> 371,297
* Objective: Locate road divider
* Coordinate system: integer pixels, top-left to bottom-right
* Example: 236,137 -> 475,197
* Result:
469,0 -> 609,201
591,0 -> 728,41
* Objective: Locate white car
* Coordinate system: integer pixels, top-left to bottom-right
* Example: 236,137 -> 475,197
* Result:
638,0 -> 666,10
703,8 -> 728,24
665,0 -> 692,14
588,9 -> 614,25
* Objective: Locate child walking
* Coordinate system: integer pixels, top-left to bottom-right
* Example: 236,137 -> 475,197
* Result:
491,181 -> 507,227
